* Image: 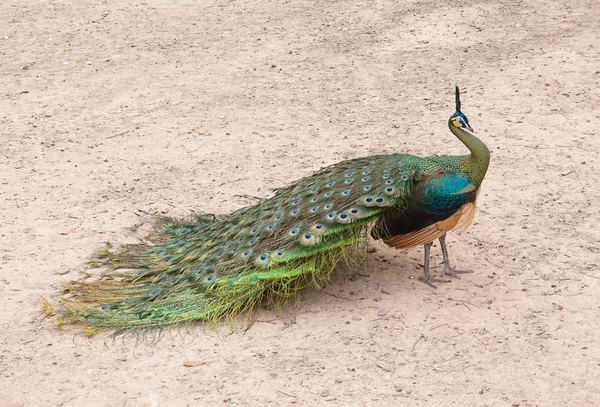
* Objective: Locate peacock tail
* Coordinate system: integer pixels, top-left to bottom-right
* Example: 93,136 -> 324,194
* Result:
55,86 -> 489,336
58,154 -> 426,335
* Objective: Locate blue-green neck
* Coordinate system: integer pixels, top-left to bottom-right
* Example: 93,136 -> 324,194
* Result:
448,118 -> 490,187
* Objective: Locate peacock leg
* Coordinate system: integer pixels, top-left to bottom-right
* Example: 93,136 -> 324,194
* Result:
418,242 -> 450,288
439,234 -> 473,277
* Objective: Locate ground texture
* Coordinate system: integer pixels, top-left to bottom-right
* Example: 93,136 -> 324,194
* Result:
1,0 -> 599,405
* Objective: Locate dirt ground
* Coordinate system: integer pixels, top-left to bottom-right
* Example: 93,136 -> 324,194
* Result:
1,0 -> 599,405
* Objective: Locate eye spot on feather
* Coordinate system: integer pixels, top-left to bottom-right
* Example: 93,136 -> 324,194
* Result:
361,177 -> 370,182
250,228 -> 259,235
382,174 -> 390,179
255,254 -> 270,267
305,187 -> 318,196
325,211 -> 337,222
155,249 -> 165,255
337,212 -> 351,224
274,214 -> 283,220
101,305 -> 108,310
385,186 -> 401,197
325,182 -> 335,188
272,250 -> 286,260
323,203 -> 333,210
290,208 -> 300,216
310,197 -> 319,203
344,178 -> 354,185
272,206 -> 280,212
239,249 -> 253,260
248,238 -> 260,246
310,223 -> 326,235
288,227 -> 300,237
309,206 -> 319,213
300,232 -> 319,246
372,196 -> 392,206
362,185 -> 372,192
265,224 -> 277,232
203,274 -> 216,284
324,191 -> 333,198
345,171 -> 354,177
341,189 -> 351,197
361,196 -> 374,206
363,169 -> 371,175
349,208 -> 365,219
401,175 -> 408,181
386,179 -> 393,185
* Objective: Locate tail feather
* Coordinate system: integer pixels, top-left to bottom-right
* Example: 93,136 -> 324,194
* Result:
56,154 -> 418,335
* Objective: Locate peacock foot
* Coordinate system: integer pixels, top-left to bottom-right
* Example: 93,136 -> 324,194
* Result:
418,273 -> 452,289
442,264 -> 474,278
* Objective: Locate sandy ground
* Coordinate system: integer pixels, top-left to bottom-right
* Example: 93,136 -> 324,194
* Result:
1,0 -> 599,405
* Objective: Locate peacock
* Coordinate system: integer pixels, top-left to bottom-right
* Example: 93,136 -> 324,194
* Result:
53,86 -> 490,335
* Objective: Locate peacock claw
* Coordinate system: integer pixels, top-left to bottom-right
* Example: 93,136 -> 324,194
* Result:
438,234 -> 474,280
442,265 -> 474,278
418,274 -> 451,289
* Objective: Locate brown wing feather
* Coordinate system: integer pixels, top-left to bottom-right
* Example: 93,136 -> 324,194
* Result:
453,201 -> 476,233
382,195 -> 478,249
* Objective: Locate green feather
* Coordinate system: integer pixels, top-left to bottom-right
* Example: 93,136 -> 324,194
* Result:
58,154 -> 417,335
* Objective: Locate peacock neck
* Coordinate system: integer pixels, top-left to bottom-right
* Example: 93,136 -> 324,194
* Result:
448,119 -> 490,187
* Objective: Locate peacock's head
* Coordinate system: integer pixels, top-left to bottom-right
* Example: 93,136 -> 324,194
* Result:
449,86 -> 474,133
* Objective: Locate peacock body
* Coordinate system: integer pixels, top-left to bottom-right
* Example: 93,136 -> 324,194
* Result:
56,87 -> 490,335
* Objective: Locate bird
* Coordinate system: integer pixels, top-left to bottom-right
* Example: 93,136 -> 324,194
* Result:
54,86 -> 489,335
